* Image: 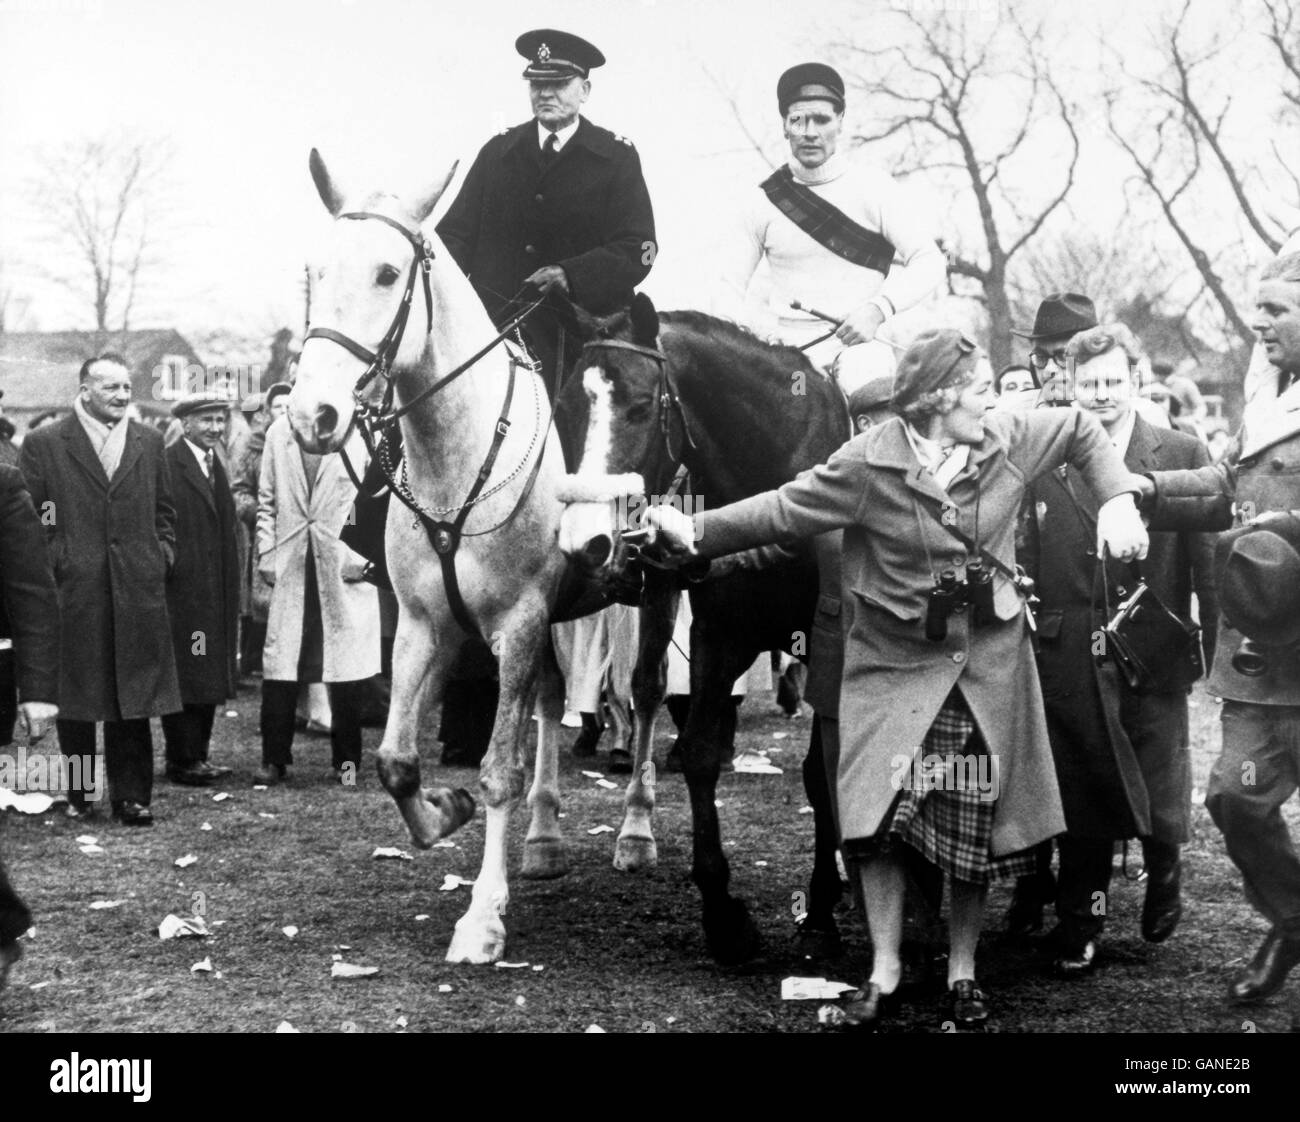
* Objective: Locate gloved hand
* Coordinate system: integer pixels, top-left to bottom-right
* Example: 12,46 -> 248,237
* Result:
642,505 -> 700,561
1097,493 -> 1149,563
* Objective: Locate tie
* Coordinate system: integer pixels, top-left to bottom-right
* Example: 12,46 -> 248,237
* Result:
541,132 -> 558,167
204,448 -> 215,488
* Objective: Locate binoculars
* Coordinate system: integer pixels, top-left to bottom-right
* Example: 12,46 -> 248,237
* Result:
1231,638 -> 1300,677
924,562 -> 998,642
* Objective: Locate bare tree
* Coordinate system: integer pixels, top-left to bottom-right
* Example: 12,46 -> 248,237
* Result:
1102,0 -> 1300,352
32,134 -> 173,333
831,9 -> 1079,370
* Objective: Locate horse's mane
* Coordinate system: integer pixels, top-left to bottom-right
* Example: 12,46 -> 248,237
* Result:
658,310 -> 813,369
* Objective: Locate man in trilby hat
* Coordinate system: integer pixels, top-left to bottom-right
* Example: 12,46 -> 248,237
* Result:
710,62 -> 946,395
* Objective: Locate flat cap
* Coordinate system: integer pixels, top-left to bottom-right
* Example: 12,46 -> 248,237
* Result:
172,394 -> 231,420
847,375 -> 896,417
891,328 -> 981,413
517,29 -> 605,80
265,382 -> 292,408
778,63 -> 845,115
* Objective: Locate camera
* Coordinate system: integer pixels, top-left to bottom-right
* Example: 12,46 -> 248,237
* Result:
925,569 -> 966,642
966,559 -> 996,625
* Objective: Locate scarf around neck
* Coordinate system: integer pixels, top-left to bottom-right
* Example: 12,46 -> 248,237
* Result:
73,395 -> 130,481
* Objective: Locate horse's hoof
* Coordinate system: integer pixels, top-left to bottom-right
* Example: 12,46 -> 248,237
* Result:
607,747 -> 634,775
446,920 -> 506,965
429,786 -> 476,838
520,837 -> 570,880
794,919 -> 843,964
704,897 -> 762,966
613,835 -> 658,872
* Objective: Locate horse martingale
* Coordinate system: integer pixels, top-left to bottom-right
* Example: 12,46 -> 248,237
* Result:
304,208 -> 549,639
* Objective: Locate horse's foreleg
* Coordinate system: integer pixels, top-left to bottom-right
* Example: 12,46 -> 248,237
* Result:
799,714 -> 845,959
522,637 -> 569,879
447,596 -> 550,964
682,605 -> 762,965
376,614 -> 474,848
615,586 -> 677,872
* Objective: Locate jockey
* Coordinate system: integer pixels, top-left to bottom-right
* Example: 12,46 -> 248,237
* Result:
710,63 -> 947,396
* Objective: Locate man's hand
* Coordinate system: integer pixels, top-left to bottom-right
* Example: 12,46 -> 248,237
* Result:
18,701 -> 58,743
835,303 -> 886,347
1097,494 -> 1149,563
257,554 -> 276,586
524,266 -> 570,296
642,505 -> 700,563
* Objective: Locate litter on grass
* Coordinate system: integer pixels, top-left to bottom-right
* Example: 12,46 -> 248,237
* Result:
331,962 -> 379,979
158,914 -> 209,940
781,976 -> 855,1001
372,846 -> 413,861
439,874 -> 474,891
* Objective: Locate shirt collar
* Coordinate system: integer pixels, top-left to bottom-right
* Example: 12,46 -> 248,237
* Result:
185,437 -> 212,474
903,421 -> 970,490
538,118 -> 580,153
1106,406 -> 1137,459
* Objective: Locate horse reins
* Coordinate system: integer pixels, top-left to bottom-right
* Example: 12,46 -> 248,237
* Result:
304,208 -> 553,639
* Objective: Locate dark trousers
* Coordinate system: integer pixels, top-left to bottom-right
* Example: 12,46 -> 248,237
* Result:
56,717 -> 153,806
161,703 -> 217,768
240,616 -> 267,676
56,717 -> 153,808
260,679 -> 367,769
1055,835 -> 1115,952
1206,701 -> 1300,938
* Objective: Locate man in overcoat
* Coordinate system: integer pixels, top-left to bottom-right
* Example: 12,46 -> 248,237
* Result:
256,414 -> 378,782
0,463 -> 60,990
19,354 -> 181,826
436,27 -> 656,386
160,396 -> 240,786
1136,244 -> 1300,1004
1025,323 -> 1218,975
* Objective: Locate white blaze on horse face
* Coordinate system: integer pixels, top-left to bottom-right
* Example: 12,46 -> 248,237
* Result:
557,365 -> 619,561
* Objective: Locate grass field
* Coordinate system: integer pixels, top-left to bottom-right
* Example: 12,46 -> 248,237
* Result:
1,679 -> 1297,1034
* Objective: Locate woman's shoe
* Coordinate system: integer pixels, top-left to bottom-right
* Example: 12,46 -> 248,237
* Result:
947,979 -> 990,1028
841,982 -> 901,1030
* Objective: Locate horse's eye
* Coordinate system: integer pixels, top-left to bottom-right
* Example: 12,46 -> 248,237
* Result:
625,403 -> 652,424
376,264 -> 401,287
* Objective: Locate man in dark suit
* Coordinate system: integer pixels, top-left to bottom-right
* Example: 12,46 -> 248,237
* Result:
18,353 -> 182,827
0,465 -> 60,991
1024,323 -> 1218,975
160,396 -> 239,786
436,27 -> 656,389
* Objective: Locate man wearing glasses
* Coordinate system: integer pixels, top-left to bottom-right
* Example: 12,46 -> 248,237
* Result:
1020,323 -> 1217,975
1012,292 -> 1099,407
711,63 -> 946,395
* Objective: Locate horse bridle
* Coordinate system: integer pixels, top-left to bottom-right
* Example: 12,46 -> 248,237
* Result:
304,211 -> 434,406
580,337 -> 697,467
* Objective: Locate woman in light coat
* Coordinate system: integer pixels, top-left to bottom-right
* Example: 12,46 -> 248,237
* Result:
256,414 -> 378,781
647,328 -> 1149,1029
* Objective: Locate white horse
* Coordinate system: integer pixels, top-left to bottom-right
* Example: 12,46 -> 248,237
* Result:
289,151 -> 660,964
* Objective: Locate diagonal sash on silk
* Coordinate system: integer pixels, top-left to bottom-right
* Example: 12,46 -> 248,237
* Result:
760,166 -> 896,274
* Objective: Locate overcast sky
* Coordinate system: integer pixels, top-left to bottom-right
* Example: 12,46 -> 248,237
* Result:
0,0 -> 1284,348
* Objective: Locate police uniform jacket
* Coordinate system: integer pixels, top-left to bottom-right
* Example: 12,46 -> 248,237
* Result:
436,117 -> 655,321
691,409 -> 1134,854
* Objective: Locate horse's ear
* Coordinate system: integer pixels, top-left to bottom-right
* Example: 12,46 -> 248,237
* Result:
410,162 -> 459,224
629,292 -> 659,346
309,148 -> 346,217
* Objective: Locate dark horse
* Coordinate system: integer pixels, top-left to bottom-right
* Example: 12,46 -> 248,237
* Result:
555,294 -> 852,963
